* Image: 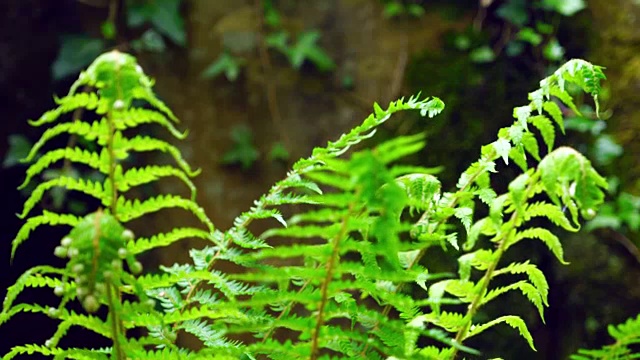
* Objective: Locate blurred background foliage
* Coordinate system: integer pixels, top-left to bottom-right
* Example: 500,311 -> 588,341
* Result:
1,0 -> 639,358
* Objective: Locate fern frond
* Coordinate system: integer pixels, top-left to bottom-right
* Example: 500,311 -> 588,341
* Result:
528,115 -> 555,152
543,101 -> 564,133
28,92 -> 106,127
115,194 -> 213,231
414,311 -> 466,333
1,269 -> 77,323
118,135 -> 199,176
482,280 -> 544,319
524,201 -> 578,230
4,343 -> 69,359
571,313 -> 640,359
19,176 -> 105,218
178,319 -> 237,349
513,227 -> 566,263
25,119 -> 109,162
118,165 -> 196,199
114,108 -> 186,139
465,315 -> 535,350
128,227 -> 211,254
20,147 -> 103,189
51,308 -> 112,339
12,211 -> 79,259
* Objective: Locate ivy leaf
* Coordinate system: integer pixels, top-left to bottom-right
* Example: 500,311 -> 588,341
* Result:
470,46 -> 496,63
517,28 -> 542,46
52,35 -> 105,80
288,31 -> 335,71
269,142 -> 290,162
3,135 -> 32,168
592,135 -> 623,166
127,0 -> 186,46
130,29 -> 167,53
222,125 -> 259,170
543,38 -> 565,62
202,52 -> 244,81
542,0 -> 586,16
496,0 -> 529,26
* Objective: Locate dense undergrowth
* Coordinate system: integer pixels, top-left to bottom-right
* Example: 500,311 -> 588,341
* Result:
2,51 -> 638,359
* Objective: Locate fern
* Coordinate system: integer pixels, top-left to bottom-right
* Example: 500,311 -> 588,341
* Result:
2,51 -> 210,359
571,313 -> 640,359
2,53 -> 618,359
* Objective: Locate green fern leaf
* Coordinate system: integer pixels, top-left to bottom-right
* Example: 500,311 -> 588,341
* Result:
493,138 -> 512,165
493,261 -> 549,316
571,313 -> 640,359
414,311 -> 466,333
19,177 -> 105,218
374,133 -> 426,164
514,227 -> 567,264
50,308 -> 112,339
513,105 -> 532,130
543,101 -> 565,134
538,147 -> 608,213
521,131 -> 540,161
3,343 -> 65,359
19,147 -> 102,189
118,135 -> 199,176
118,165 -> 196,199
28,92 -> 106,127
227,228 -> 271,249
304,170 -> 351,191
115,194 -> 213,231
115,108 -> 186,139
465,315 -> 535,351
12,211 -> 79,259
482,281 -> 544,319
528,115 -> 555,152
128,227 -> 211,254
25,119 -> 109,162
524,202 -> 577,231
1,266 -> 65,318
549,86 -> 581,115
509,145 -> 528,171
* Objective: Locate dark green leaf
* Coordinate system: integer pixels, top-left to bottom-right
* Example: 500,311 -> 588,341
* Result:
52,35 -> 105,80
3,135 -> 32,168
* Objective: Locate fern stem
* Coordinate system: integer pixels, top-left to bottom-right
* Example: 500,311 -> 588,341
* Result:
449,226 -> 512,359
105,54 -> 125,359
449,178 -> 536,359
106,282 -> 125,360
310,201 -> 356,359
107,116 -> 119,217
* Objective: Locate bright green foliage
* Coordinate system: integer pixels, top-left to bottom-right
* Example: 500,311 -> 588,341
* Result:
571,313 -> 640,359
2,53 -> 615,359
2,51 -> 209,359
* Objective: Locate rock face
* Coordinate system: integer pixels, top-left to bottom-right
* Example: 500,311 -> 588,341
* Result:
138,0 -> 470,266
589,0 -> 640,192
